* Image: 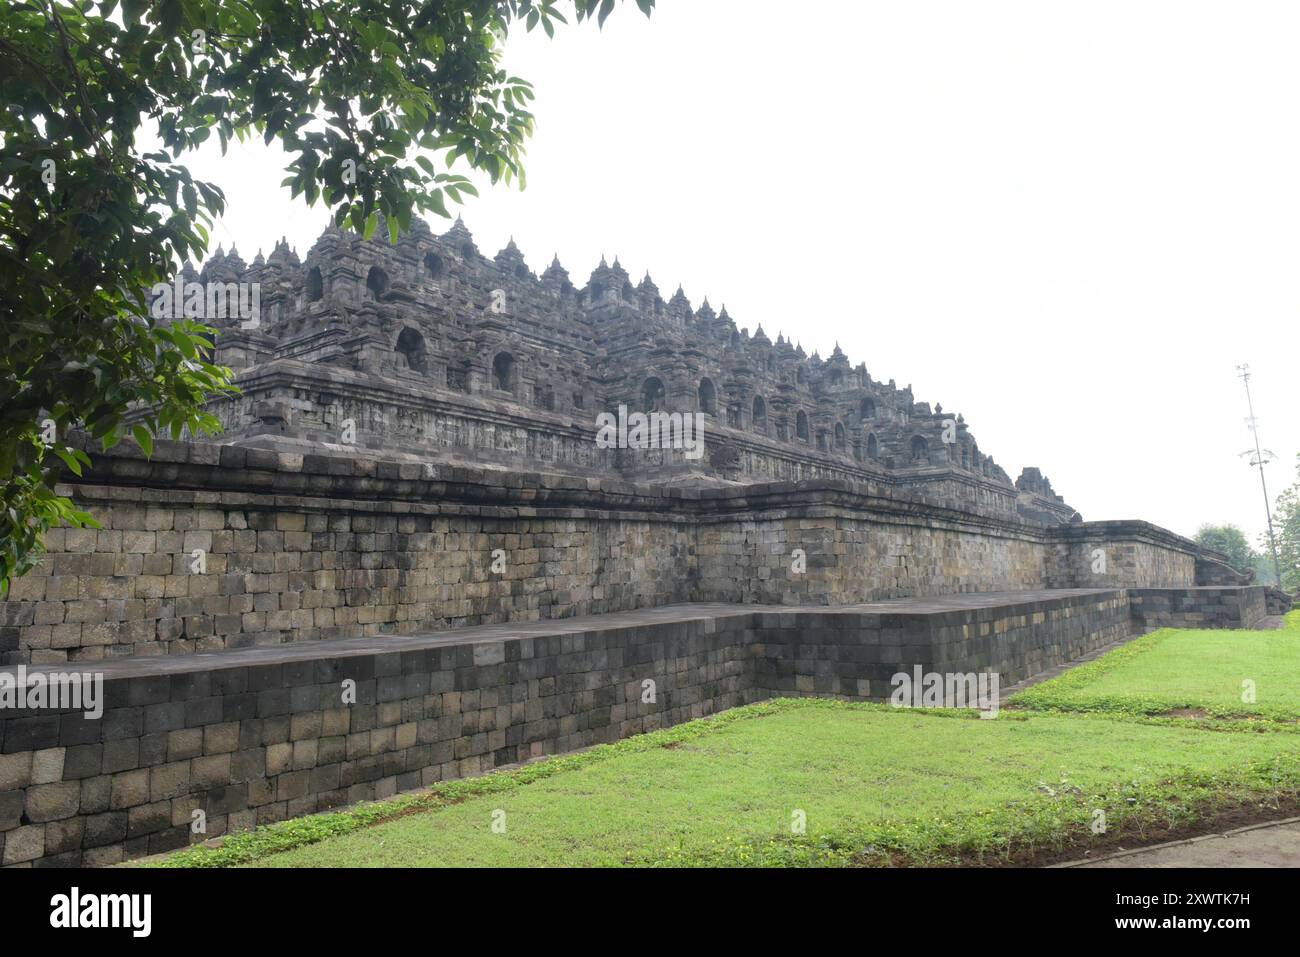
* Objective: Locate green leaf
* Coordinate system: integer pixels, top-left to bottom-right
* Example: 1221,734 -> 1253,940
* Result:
50,447 -> 85,477
0,0 -> 649,595
131,425 -> 154,457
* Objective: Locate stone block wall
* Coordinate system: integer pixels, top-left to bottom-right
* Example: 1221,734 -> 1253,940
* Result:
695,513 -> 1047,605
0,610 -> 759,866
1,445 -> 699,665
1194,551 -> 1253,586
1,589 -> 1134,866
752,590 -> 1132,695
1045,522 -> 1198,590
1129,586 -> 1269,631
1266,588 -> 1294,616
3,483 -> 693,664
0,442 -> 1211,665
223,362 -> 619,475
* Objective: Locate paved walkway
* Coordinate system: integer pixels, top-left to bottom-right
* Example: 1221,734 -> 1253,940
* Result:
1058,817 -> 1300,868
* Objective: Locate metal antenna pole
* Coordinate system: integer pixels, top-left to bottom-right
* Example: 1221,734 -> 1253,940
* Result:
1237,363 -> 1283,585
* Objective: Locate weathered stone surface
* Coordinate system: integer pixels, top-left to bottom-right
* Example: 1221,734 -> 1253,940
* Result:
1129,586 -> 1270,631
23,781 -> 80,823
2,587 -> 1262,867
182,222 -> 1066,501
0,220 -> 1282,867
30,748 -> 66,786
0,753 -> 31,791
1,824 -> 44,865
0,443 -> 1210,662
10,219 -> 1210,664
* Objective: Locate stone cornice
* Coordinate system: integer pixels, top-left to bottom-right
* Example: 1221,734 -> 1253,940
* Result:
55,438 -> 1080,542
223,361 -> 1029,503
1047,520 -> 1201,554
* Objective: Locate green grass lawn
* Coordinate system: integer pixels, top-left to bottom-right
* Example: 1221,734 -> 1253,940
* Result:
1010,610 -> 1300,721
151,611 -> 1300,868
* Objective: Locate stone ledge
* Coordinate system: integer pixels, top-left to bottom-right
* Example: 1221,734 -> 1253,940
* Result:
2,585 -> 1270,866
2,590 -> 1123,685
57,436 -> 1062,532
1047,520 -> 1200,555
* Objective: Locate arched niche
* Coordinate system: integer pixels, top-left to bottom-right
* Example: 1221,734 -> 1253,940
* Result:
366,265 -> 390,301
492,351 -> 515,392
424,251 -> 444,280
395,327 -> 427,373
641,376 -> 666,412
698,378 -> 717,415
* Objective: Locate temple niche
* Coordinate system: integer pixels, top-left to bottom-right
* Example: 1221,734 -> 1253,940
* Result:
197,216 -> 1075,525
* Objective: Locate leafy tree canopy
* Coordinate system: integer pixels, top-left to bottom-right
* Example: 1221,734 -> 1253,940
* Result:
1264,455 -> 1300,593
1193,523 -> 1255,576
0,0 -> 653,592
1252,552 -> 1279,588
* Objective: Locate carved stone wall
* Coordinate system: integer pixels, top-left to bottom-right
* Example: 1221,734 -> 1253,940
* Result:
171,218 -> 1073,526
0,442 -> 1203,665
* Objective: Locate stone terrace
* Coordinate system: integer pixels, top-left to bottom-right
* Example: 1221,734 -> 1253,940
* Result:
3,588 -> 1136,866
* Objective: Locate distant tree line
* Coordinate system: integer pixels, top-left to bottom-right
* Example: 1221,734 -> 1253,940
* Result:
1193,524 -> 1257,577
1266,454 -> 1300,592
1196,454 -> 1300,593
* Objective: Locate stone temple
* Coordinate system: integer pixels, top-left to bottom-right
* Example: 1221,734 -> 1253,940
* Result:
0,216 -> 1288,866
191,215 -> 1044,498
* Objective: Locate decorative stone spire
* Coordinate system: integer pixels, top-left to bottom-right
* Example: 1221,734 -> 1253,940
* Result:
243,249 -> 265,284
587,256 -> 615,285
585,256 -> 619,307
667,284 -> 692,322
541,253 -> 570,287
203,245 -> 241,284
494,237 -> 528,277
224,246 -> 246,275
266,237 -> 292,269
443,215 -> 477,257
632,271 -> 661,313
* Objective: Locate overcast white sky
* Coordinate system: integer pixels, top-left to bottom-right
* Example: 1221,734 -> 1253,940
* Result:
179,0 -> 1300,545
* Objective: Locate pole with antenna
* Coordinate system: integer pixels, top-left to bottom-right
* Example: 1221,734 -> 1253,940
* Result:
1236,363 -> 1283,586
